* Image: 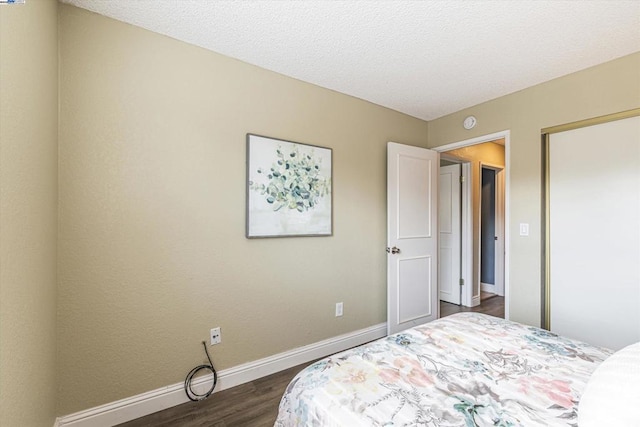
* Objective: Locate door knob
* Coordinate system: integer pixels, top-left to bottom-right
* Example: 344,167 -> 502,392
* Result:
386,246 -> 401,254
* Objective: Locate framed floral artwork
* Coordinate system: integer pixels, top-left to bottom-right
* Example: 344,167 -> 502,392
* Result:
246,134 -> 332,238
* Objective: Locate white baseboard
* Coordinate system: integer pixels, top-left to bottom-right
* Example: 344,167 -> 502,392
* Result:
55,322 -> 387,427
481,282 -> 496,293
471,295 -> 481,307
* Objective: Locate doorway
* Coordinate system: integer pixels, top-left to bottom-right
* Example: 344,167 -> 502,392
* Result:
435,131 -> 509,319
480,164 -> 505,299
481,167 -> 496,295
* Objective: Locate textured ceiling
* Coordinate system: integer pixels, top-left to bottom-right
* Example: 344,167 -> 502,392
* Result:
60,0 -> 640,121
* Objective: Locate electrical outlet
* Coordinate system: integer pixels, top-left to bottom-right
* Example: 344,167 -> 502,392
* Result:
335,302 -> 343,317
210,327 -> 221,345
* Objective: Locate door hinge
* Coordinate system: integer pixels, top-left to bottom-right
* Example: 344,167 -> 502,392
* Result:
459,278 -> 464,286
460,176 -> 465,183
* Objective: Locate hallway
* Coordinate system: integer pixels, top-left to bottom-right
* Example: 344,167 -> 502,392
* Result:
440,295 -> 504,319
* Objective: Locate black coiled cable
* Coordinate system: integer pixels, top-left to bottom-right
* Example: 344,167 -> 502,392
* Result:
184,341 -> 218,401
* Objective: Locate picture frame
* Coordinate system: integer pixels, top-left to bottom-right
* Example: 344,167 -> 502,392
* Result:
246,134 -> 332,238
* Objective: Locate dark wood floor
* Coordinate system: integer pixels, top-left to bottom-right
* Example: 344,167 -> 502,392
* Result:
119,296 -> 504,426
117,362 -> 309,427
440,293 -> 505,319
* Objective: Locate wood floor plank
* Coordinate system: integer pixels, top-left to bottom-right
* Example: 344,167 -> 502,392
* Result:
119,298 -> 504,426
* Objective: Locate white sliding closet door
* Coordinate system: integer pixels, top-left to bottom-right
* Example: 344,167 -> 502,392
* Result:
548,115 -> 640,350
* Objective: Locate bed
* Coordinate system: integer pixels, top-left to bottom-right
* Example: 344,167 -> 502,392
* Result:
275,313 -> 613,426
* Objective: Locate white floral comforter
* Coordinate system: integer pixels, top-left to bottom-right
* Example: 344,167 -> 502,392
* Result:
275,313 -> 612,427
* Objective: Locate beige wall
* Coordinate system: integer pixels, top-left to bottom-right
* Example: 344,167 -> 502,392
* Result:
429,52 -> 640,327
443,142 -> 505,298
57,5 -> 428,414
0,0 -> 59,426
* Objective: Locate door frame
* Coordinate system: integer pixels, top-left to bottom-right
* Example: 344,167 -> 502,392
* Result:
479,162 -> 505,297
433,130 -> 510,320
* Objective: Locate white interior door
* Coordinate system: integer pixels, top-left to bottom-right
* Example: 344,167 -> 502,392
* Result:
387,142 -> 438,335
549,115 -> 640,350
438,164 -> 461,305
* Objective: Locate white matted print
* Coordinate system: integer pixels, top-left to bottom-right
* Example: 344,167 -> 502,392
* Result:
246,134 -> 332,238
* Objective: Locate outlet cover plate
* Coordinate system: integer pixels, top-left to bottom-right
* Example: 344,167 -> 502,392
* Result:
210,327 -> 221,345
